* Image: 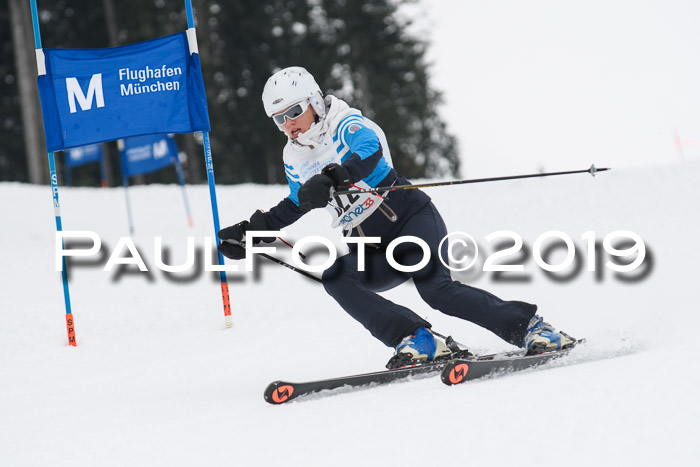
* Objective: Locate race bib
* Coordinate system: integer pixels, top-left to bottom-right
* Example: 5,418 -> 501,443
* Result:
325,181 -> 384,229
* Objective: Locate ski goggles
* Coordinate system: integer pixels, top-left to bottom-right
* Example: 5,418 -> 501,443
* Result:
272,100 -> 309,125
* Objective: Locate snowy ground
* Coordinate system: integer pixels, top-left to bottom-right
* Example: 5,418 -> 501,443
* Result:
1,161 -> 699,466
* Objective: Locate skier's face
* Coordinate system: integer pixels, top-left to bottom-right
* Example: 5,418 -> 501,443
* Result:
275,103 -> 316,139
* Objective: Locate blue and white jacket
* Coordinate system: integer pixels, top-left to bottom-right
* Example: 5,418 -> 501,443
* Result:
264,95 -> 430,240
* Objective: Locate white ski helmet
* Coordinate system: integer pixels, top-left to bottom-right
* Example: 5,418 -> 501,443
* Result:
262,66 -> 326,119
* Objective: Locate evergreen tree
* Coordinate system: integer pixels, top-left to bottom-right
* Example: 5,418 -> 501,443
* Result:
207,0 -> 459,183
317,0 -> 459,178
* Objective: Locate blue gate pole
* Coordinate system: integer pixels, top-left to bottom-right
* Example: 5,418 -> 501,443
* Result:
185,1 -> 233,328
30,0 -> 77,346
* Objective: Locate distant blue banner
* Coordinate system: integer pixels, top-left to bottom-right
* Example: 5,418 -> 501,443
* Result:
65,143 -> 103,168
37,31 -> 210,152
121,134 -> 179,177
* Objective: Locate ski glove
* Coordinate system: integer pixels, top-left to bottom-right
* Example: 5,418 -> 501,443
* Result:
298,163 -> 351,212
322,163 -> 351,187
217,210 -> 274,260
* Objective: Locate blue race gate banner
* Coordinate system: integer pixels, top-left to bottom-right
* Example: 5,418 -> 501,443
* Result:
37,31 -> 210,152
65,143 -> 103,167
120,134 -> 179,177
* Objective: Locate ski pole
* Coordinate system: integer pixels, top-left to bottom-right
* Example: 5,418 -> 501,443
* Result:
335,164 -> 609,196
222,238 -> 318,282
258,253 -> 322,283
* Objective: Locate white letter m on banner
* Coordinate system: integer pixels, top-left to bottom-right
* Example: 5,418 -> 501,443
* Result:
152,140 -> 168,159
66,74 -> 105,113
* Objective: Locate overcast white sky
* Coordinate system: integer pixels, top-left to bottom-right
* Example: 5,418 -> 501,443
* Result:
411,0 -> 700,177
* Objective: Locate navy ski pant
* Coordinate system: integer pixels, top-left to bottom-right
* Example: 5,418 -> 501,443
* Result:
322,202 -> 537,348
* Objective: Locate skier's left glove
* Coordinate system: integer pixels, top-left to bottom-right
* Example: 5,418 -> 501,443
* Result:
217,210 -> 274,260
298,163 -> 350,212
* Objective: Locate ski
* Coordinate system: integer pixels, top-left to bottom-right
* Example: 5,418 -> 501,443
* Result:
441,340 -> 583,386
264,341 -> 583,404
264,349 -> 473,405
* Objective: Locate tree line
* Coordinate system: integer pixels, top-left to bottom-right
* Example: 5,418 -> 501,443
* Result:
1,0 -> 459,186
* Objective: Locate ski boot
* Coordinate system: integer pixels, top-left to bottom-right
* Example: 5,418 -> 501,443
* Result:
524,315 -> 575,355
386,327 -> 455,369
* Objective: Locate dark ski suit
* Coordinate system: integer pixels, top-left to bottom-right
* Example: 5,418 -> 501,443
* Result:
261,97 -> 536,348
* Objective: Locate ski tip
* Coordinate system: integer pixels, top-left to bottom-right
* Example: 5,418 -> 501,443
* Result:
441,360 -> 470,386
264,381 -> 297,405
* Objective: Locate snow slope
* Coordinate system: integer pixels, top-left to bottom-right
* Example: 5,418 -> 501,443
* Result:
1,161 -> 698,466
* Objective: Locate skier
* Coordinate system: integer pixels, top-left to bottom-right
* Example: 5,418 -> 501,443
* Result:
218,66 -> 575,367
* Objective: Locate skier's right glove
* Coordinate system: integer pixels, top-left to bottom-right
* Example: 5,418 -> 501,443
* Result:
217,210 -> 274,260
